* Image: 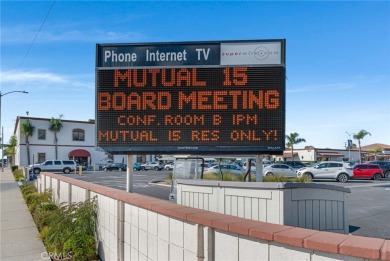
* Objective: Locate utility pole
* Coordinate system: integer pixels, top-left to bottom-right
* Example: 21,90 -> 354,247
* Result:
345,132 -> 352,161
0,90 -> 29,171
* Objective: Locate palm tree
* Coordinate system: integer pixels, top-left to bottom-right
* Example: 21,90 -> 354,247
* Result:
5,135 -> 17,166
20,112 -> 35,165
369,147 -> 382,161
285,132 -> 306,161
353,130 -> 371,163
49,114 -> 63,160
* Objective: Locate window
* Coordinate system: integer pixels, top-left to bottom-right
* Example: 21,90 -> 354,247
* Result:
72,128 -> 85,141
44,161 -> 53,166
328,163 -> 342,168
54,161 -> 62,165
38,153 -> 46,163
38,129 -> 46,140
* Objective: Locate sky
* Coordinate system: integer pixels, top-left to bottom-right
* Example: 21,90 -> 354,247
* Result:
1,1 -> 389,152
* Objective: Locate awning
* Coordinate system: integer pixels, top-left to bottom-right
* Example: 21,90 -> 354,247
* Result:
68,149 -> 91,157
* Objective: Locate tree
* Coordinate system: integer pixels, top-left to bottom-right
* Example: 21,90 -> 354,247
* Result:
20,111 -> 35,165
49,114 -> 63,160
369,147 -> 382,161
353,130 -> 371,163
285,133 -> 306,161
4,135 -> 17,165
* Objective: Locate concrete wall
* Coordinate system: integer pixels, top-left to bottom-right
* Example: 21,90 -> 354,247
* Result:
36,172 -> 390,261
176,180 -> 350,234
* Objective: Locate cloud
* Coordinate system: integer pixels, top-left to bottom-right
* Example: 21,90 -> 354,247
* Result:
1,25 -> 146,43
287,82 -> 355,93
0,70 -> 93,90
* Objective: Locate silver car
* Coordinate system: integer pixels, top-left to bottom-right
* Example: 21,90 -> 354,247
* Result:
263,164 -> 296,177
204,164 -> 245,175
296,161 -> 353,182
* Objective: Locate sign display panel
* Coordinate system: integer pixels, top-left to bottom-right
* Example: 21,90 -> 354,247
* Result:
96,40 -> 286,154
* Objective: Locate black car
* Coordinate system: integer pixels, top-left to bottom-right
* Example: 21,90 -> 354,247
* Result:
103,163 -> 127,171
365,161 -> 390,179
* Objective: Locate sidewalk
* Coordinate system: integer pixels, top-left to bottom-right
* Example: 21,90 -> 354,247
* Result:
0,167 -> 46,261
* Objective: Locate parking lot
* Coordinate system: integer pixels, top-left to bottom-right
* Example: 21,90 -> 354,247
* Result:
58,170 -> 390,240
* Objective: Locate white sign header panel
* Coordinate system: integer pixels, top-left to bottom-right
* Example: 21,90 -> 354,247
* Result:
220,42 -> 282,65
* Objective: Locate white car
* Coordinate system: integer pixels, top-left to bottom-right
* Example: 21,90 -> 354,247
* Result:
263,164 -> 296,177
29,160 -> 77,174
243,161 -> 256,173
164,162 -> 174,170
204,164 -> 245,176
296,161 -> 353,182
141,162 -> 164,171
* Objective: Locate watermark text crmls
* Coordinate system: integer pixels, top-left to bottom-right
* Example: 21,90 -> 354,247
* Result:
41,251 -> 73,260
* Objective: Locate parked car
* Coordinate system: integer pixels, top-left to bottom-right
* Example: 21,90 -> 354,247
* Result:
296,161 -> 353,182
29,160 -> 77,174
141,162 -> 164,171
352,163 -> 384,180
281,161 -> 308,170
203,164 -> 245,176
243,161 -> 257,173
164,162 -> 174,170
102,163 -> 127,171
365,161 -> 390,179
133,163 -> 142,171
263,164 -> 296,177
76,164 -> 88,171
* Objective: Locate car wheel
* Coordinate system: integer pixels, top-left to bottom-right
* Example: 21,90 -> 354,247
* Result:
154,166 -> 159,171
337,173 -> 349,183
385,171 -> 390,179
265,172 -> 273,176
33,168 -> 41,175
63,168 -> 71,174
303,173 -> 313,180
373,173 -> 382,180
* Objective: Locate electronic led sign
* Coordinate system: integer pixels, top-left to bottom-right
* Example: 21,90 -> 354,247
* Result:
96,40 -> 286,154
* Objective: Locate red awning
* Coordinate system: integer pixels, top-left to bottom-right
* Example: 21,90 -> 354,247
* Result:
68,149 -> 91,157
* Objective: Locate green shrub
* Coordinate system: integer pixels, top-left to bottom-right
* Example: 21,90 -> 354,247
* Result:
11,165 -> 19,172
290,175 -> 312,183
63,233 -> 98,261
34,210 -> 55,231
21,184 -> 37,198
44,197 -> 98,259
262,174 -> 312,183
263,174 -> 290,182
13,169 -> 25,182
202,172 -> 221,180
25,191 -> 52,214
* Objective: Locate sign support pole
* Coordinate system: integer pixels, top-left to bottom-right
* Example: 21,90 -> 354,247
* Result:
256,154 -> 263,182
126,154 -> 133,192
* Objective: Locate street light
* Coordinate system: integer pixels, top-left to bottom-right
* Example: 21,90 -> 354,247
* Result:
345,132 -> 353,161
0,90 -> 29,171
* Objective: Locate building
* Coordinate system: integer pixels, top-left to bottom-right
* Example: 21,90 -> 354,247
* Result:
275,144 -> 390,163
13,116 -> 154,168
13,116 -> 389,167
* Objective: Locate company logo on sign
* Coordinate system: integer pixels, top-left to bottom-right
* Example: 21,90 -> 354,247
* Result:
221,42 -> 282,65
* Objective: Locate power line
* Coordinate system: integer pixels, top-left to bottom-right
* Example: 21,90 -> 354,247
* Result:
17,0 -> 56,70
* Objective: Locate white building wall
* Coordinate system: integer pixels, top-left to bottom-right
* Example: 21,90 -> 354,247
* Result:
14,116 -> 148,167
